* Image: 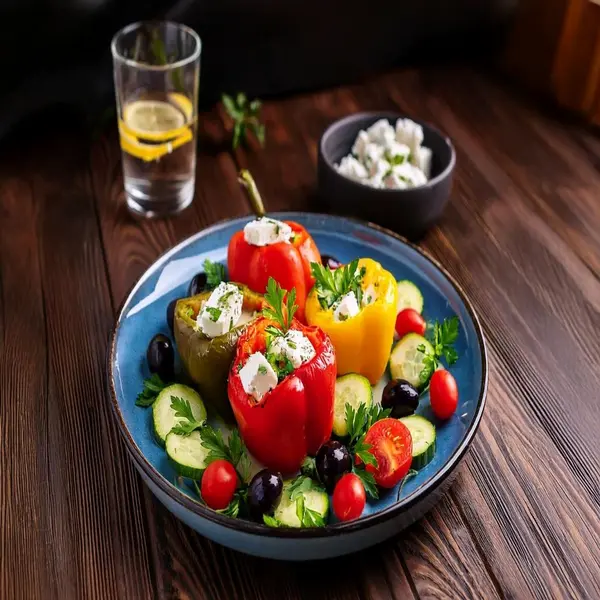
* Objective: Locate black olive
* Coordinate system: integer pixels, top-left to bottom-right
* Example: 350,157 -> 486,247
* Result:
188,272 -> 208,296
248,469 -> 283,519
147,334 -> 174,381
166,298 -> 179,334
321,254 -> 341,270
381,379 -> 419,418
315,440 -> 352,492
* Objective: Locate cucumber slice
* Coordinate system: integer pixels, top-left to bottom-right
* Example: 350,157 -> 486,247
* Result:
396,280 -> 424,314
165,430 -> 209,479
274,480 -> 329,527
389,334 -> 434,388
400,414 -> 436,469
333,374 -> 373,436
152,384 -> 206,447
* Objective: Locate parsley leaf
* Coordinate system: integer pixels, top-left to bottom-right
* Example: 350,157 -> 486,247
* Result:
353,436 -> 378,468
295,494 -> 326,528
353,465 -> 379,500
135,373 -> 168,407
199,427 -> 251,482
169,396 -> 205,435
263,514 -> 281,527
417,316 -> 461,381
217,491 -> 244,518
345,402 -> 391,447
262,277 -> 297,333
265,351 -> 294,381
181,305 -> 195,320
288,475 -> 321,501
203,259 -> 226,289
222,92 -> 266,150
310,259 -> 365,309
204,306 -> 222,322
300,456 -> 317,478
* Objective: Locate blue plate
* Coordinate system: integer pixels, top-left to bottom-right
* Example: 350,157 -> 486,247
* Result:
108,213 -> 487,560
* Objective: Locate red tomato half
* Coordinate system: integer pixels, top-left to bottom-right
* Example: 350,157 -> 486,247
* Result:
430,370 -> 458,420
364,418 -> 412,488
395,308 -> 427,338
333,473 -> 366,522
201,460 -> 238,510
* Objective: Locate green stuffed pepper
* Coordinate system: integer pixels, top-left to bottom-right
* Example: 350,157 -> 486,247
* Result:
174,283 -> 265,420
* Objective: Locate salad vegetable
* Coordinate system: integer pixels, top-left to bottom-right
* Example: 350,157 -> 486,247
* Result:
306,258 -> 398,384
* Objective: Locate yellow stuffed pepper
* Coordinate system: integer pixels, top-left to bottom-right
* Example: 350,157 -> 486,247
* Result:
306,258 -> 397,384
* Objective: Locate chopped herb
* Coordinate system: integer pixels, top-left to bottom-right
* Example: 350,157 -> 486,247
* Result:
236,362 -> 243,373
135,373 -> 168,407
338,313 -> 349,322
258,364 -> 268,375
204,306 -> 222,322
310,259 -> 365,309
203,259 -> 226,289
265,351 -> 294,381
287,340 -> 297,349
217,290 -> 236,306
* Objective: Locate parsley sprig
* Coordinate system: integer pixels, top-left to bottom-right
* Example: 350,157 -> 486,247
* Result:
262,277 -> 297,335
169,396 -> 206,435
136,373 -> 168,407
222,92 -> 265,150
418,316 -> 460,382
310,259 -> 366,309
203,259 -> 226,289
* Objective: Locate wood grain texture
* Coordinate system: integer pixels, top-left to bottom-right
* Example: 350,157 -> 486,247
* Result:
1,67 -> 600,599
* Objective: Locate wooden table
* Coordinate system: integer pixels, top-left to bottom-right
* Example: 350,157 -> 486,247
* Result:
1,67 -> 599,600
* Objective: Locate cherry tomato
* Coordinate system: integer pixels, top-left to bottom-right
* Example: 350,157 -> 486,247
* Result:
429,370 -> 458,419
395,308 -> 426,338
363,418 -> 412,488
332,473 -> 366,522
201,460 -> 238,510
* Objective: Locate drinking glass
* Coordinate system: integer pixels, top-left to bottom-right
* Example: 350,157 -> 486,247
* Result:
111,22 -> 201,218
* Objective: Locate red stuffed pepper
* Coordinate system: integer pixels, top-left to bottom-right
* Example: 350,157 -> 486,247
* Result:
227,279 -> 336,474
228,173 -> 320,322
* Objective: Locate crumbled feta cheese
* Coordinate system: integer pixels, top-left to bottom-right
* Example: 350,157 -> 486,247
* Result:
366,119 -> 396,146
269,329 -> 316,369
239,352 -> 278,401
333,291 -> 360,322
244,217 -> 293,247
334,118 -> 431,189
362,284 -> 378,307
335,155 -> 368,182
197,282 -> 243,338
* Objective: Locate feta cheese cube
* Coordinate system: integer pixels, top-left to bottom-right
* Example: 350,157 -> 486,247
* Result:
383,171 -> 409,189
239,352 -> 278,401
413,146 -> 432,179
362,284 -> 378,306
197,282 -> 243,338
368,158 -> 391,188
393,163 -> 428,188
336,155 -> 368,182
243,217 -> 293,247
363,143 -> 385,168
269,329 -> 316,369
395,118 -> 424,158
351,130 -> 370,161
384,140 -> 411,165
366,119 -> 396,145
333,291 -> 360,322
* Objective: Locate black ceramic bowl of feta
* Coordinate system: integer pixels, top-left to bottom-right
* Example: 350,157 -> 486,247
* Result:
317,112 -> 455,240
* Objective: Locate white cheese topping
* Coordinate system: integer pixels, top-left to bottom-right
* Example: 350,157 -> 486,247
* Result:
269,329 -> 316,369
239,352 -> 278,401
334,118 -> 432,190
197,282 -> 243,338
333,291 -> 360,322
243,217 -> 293,247
362,284 -> 377,307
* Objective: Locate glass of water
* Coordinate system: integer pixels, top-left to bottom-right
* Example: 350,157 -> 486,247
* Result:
111,22 -> 201,218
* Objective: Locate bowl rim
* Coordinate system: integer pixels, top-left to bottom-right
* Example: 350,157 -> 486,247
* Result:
318,111 -> 456,194
107,212 -> 487,539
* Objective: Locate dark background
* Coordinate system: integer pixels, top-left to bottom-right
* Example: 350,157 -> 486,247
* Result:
0,0 -> 517,140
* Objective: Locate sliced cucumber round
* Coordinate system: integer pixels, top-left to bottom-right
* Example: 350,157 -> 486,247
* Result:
400,414 -> 436,469
389,334 -> 434,389
396,280 -> 424,314
152,384 -> 206,447
274,480 -> 329,527
166,430 -> 209,479
333,374 -> 373,437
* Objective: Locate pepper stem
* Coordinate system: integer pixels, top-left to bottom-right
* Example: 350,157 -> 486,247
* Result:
238,169 -> 266,217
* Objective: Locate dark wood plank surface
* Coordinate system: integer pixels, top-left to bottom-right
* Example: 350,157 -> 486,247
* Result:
1,66 -> 599,599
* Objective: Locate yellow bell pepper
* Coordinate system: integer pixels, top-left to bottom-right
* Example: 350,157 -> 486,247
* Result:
305,258 -> 397,384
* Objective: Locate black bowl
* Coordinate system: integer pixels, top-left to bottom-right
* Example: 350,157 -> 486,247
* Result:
317,112 -> 456,240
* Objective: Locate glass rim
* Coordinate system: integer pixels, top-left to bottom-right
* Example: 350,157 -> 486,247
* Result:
111,20 -> 201,71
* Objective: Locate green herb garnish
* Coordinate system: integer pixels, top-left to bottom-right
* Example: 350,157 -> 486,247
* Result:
353,465 -> 379,500
262,277 -> 297,334
222,92 -> 265,150
204,306 -> 222,322
135,373 -> 168,407
418,316 -> 460,382
295,494 -> 326,528
169,396 -> 205,435
258,364 -> 267,375
263,514 -> 282,527
203,259 -> 226,289
310,259 -> 366,309
199,427 -> 251,482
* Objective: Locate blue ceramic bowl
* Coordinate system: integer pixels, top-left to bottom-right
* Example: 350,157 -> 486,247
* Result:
108,213 -> 487,560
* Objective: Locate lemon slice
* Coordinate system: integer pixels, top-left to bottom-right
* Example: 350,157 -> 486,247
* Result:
123,100 -> 186,137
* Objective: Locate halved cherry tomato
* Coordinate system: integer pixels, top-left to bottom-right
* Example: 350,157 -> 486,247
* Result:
201,460 -> 238,510
363,418 -> 412,488
332,473 -> 366,522
429,370 -> 458,419
395,308 -> 427,338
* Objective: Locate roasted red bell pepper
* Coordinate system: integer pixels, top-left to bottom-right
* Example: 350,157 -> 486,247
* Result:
227,317 -> 336,474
